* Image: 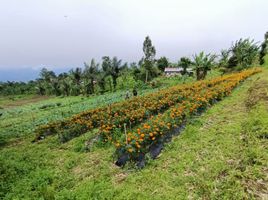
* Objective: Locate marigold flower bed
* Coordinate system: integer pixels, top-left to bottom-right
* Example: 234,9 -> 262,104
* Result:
34,68 -> 261,145
113,68 -> 261,167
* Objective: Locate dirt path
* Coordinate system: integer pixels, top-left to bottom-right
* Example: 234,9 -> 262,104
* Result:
1,95 -> 51,109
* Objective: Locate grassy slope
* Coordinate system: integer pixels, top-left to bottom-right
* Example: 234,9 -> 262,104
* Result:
1,68 -> 268,199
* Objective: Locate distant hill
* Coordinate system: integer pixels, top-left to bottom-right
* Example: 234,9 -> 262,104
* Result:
0,67 -> 71,82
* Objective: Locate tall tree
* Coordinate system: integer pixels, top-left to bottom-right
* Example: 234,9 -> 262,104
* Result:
84,59 -> 98,94
70,67 -> 82,86
102,56 -> 112,74
58,73 -> 71,96
100,56 -> 123,90
69,67 -> 82,95
143,36 -> 156,82
39,68 -> 56,83
39,68 -> 57,95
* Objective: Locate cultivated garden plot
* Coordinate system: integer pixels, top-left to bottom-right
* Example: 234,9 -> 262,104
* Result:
1,3 -> 268,197
33,68 -> 261,167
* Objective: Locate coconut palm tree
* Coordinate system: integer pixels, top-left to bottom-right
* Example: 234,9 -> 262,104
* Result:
58,73 -> 71,96
83,59 -> 99,95
69,67 -> 82,95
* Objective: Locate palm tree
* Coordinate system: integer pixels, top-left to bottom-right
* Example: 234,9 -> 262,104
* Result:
70,67 -> 82,86
228,38 -> 259,69
35,79 -> 46,95
58,73 -> 71,96
83,59 -> 99,95
100,56 -> 123,91
39,68 -> 57,95
51,78 -> 61,96
192,52 -> 217,80
69,67 -> 82,95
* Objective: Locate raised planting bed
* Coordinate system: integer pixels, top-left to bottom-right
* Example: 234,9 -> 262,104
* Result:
113,68 -> 261,167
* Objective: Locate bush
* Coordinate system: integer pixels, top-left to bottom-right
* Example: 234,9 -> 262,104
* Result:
58,124 -> 88,143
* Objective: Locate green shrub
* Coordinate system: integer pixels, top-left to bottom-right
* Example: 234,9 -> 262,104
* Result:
58,124 -> 88,143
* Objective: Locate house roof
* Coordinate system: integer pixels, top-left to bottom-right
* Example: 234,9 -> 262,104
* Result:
164,67 -> 194,72
164,67 -> 183,72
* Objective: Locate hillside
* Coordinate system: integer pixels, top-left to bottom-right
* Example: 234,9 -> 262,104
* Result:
0,68 -> 268,199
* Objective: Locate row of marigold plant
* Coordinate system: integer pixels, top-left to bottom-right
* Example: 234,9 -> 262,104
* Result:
112,68 -> 261,162
34,68 -> 261,143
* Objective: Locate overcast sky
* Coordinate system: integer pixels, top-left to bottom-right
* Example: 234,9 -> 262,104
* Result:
0,0 -> 268,81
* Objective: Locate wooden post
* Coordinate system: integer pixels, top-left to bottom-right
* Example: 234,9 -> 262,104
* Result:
124,123 -> 127,144
145,70 -> 148,83
31,106 -> 35,131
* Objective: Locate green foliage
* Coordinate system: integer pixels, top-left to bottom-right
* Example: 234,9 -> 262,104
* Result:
58,124 -> 88,143
192,51 -> 217,80
142,36 -> 157,82
259,32 -> 268,65
178,57 -> 192,75
0,81 -> 37,95
83,59 -> 98,95
157,56 -> 169,72
228,38 -> 259,69
218,49 -> 230,69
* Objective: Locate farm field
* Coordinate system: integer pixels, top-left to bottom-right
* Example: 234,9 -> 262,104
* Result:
0,71 -> 220,145
1,1 -> 268,199
1,68 -> 268,199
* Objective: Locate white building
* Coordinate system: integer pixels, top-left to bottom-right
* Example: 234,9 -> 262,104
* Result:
164,67 -> 194,76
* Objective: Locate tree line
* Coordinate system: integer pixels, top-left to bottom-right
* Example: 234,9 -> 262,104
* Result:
1,32 -> 267,96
